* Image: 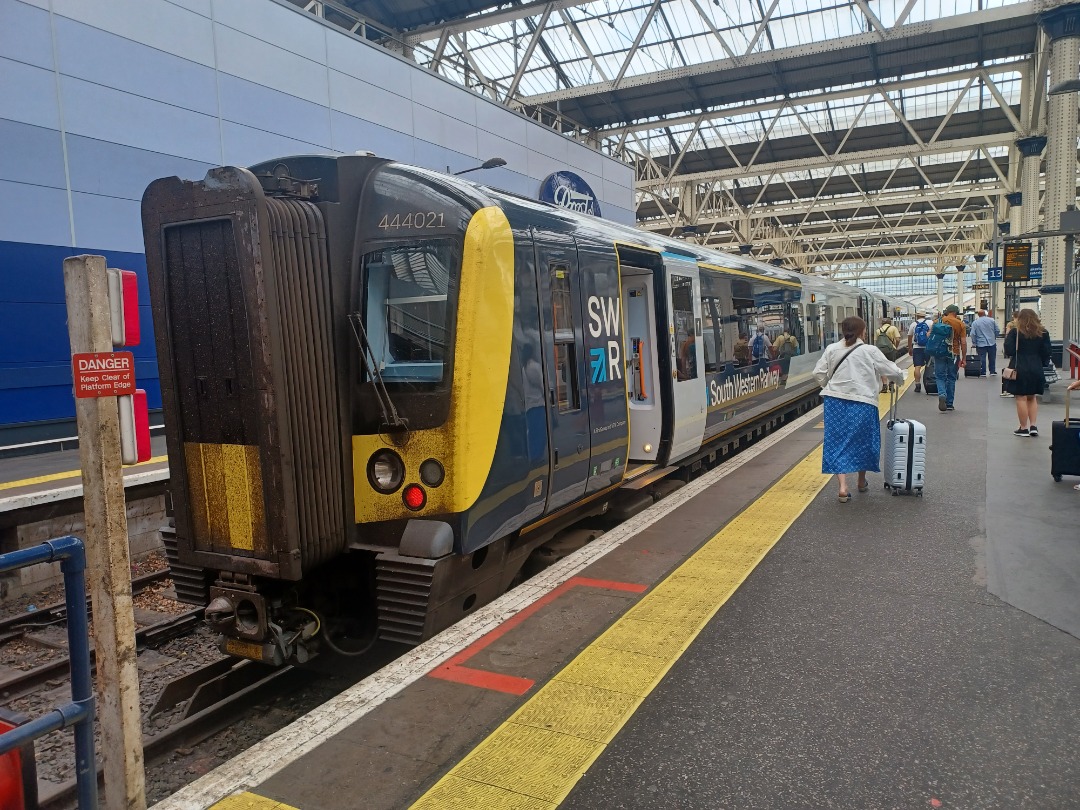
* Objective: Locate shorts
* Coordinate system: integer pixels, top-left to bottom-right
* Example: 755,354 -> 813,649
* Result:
911,347 -> 926,367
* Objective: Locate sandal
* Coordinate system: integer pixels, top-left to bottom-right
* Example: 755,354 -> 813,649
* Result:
838,493 -> 851,503
857,482 -> 869,493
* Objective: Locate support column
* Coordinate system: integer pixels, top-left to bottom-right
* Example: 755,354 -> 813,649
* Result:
1015,138 -> 1047,236
955,264 -> 966,309
936,272 -> 946,313
1039,4 -> 1080,338
974,253 -> 988,313
1005,192 -> 1025,324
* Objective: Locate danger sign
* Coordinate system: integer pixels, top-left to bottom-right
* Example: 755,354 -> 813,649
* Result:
72,352 -> 136,398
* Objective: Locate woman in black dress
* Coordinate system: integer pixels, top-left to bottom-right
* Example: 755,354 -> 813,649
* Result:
1003,308 -> 1051,437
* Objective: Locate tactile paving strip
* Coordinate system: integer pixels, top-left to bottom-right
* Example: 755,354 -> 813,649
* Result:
408,378 -> 908,809
210,793 -> 299,809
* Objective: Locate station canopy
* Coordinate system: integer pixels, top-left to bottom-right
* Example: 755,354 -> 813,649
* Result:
304,0 -> 1073,290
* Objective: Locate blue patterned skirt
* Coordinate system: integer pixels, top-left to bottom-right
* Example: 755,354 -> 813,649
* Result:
822,396 -> 881,474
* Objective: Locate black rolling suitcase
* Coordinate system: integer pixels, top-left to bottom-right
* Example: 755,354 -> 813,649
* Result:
923,355 -> 938,395
1050,388 -> 1080,482
963,352 -> 983,377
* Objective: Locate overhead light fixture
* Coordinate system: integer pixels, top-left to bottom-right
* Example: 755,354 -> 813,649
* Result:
453,157 -> 507,175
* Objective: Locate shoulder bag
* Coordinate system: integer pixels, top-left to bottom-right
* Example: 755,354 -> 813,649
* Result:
1002,332 -> 1018,379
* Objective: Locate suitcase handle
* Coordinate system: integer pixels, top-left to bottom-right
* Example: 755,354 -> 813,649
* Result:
889,381 -> 899,422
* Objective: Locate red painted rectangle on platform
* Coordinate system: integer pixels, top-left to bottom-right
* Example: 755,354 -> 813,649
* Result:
72,351 -> 136,398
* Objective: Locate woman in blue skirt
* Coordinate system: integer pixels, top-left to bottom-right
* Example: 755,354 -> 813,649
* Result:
813,316 -> 905,502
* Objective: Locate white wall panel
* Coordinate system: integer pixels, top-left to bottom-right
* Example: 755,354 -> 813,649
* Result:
526,124 -> 570,164
218,73 -> 331,148
326,31 -> 410,98
2,0 -> 53,69
70,192 -> 142,252
51,0 -> 216,68
411,69 -> 476,126
55,17 -> 218,116
220,121 -> 333,168
60,76 -> 220,164
329,70 -> 413,135
0,120 -> 65,188
476,98 -> 528,146
0,179 -> 71,246
168,0 -> 212,17
0,58 -> 60,130
330,112 -> 414,163
476,129 -> 530,176
212,0 -> 326,64
413,105 -> 478,162
67,136 -> 212,199
214,25 -> 329,108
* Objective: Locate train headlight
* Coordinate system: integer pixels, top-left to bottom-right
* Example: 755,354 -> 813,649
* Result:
419,459 -> 445,487
368,450 -> 404,493
403,484 -> 427,511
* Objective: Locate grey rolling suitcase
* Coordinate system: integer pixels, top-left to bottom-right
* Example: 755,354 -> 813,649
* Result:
883,386 -> 926,496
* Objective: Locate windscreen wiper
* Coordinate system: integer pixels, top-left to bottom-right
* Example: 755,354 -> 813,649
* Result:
347,312 -> 408,432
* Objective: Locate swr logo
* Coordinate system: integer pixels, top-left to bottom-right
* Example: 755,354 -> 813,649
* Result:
587,296 -> 622,382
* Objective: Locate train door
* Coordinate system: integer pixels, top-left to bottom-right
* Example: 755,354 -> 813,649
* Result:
662,255 -> 706,463
622,265 -> 661,462
535,236 -> 590,511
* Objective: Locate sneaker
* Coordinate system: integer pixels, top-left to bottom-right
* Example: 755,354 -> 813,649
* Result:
1000,392 -> 1013,398
914,383 -> 921,393
946,405 -> 955,410
990,372 -> 997,376
980,374 -> 988,378
938,397 -> 947,411
1013,427 -> 1029,436
1029,426 -> 1039,437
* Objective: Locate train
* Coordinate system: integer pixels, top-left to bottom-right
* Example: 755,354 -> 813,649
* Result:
140,154 -> 915,664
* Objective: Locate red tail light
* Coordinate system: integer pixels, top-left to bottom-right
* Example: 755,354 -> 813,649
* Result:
402,484 -> 426,510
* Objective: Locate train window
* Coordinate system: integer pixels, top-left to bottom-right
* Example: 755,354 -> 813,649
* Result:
824,304 -> 838,346
360,240 -> 454,383
551,266 -> 579,411
670,275 -> 698,380
804,303 -> 823,352
700,296 -> 723,373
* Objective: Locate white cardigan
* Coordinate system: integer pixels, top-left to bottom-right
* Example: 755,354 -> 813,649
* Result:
813,339 -> 905,406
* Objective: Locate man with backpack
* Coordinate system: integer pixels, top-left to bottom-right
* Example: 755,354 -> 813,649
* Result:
906,312 -> 933,393
772,327 -> 799,360
874,318 -> 901,391
750,326 -> 770,363
926,304 -> 967,412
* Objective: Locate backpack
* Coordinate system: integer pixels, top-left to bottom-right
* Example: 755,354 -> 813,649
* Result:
778,334 -> 797,358
751,333 -> 767,359
925,321 -> 954,359
875,326 -> 897,360
913,319 -> 930,347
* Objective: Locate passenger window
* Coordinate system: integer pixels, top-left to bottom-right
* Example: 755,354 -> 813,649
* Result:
700,296 -> 723,373
551,266 -> 579,411
670,275 -> 698,380
804,304 -> 823,352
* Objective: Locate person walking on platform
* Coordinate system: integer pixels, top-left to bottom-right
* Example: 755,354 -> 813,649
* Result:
814,315 -> 904,503
930,305 -> 967,412
1002,308 -> 1051,437
906,312 -> 932,393
969,309 -> 999,377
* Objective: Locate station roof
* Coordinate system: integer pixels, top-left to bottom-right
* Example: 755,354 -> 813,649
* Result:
311,0 -> 1077,282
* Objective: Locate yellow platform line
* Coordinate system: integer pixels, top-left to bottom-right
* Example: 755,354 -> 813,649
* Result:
407,375 -> 909,810
0,455 -> 168,491
209,793 -> 298,810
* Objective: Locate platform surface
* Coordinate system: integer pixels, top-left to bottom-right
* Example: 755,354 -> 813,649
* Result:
152,359 -> 1078,810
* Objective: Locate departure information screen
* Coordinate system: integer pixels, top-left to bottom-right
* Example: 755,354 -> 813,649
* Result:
1003,243 -> 1031,281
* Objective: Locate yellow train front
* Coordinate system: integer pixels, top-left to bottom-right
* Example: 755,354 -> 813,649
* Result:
142,154 -> 895,664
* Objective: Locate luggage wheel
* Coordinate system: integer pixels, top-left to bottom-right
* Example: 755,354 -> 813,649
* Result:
1053,474 -> 1062,482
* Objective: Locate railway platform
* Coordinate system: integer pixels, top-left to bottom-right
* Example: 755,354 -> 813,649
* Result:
93,369 -> 1080,807
150,365 -> 1079,810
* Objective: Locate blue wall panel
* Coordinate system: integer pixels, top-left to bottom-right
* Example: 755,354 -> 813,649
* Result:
0,239 -> 159,430
0,179 -> 72,247
66,136 -> 214,200
218,72 -> 332,148
0,57 -> 60,130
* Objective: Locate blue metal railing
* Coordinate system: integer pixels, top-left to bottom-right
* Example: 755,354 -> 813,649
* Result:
0,536 -> 97,808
